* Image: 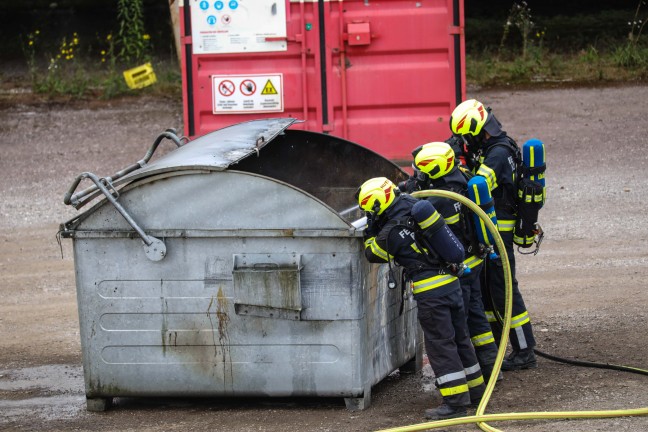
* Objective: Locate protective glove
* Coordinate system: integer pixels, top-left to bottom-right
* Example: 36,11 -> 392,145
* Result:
445,133 -> 465,159
398,176 -> 419,194
364,211 -> 379,239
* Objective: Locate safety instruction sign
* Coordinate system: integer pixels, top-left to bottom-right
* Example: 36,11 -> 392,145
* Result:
212,74 -> 283,114
190,0 -> 287,54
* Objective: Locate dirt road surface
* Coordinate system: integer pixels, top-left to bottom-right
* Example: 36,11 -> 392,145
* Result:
1,84 -> 648,432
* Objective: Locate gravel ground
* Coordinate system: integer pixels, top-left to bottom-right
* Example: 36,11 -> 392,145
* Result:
1,84 -> 648,432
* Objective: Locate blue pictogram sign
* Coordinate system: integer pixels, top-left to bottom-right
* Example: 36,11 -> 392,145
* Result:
229,0 -> 238,10
207,15 -> 217,25
214,1 -> 224,10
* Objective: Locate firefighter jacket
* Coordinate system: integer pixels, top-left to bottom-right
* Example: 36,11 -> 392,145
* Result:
476,134 -> 519,231
363,194 -> 463,298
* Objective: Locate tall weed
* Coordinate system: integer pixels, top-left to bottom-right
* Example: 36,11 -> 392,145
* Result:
613,0 -> 648,68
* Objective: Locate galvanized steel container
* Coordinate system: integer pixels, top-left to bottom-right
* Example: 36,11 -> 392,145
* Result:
61,118 -> 421,411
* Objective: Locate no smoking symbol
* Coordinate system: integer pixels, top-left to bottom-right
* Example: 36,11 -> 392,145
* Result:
218,80 -> 235,97
240,80 -> 256,96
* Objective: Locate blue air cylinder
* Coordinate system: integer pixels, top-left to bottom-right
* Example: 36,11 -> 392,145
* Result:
467,176 -> 499,259
522,138 -> 546,206
411,200 -> 470,276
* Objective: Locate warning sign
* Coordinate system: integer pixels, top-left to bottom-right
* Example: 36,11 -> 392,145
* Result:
190,0 -> 287,54
261,79 -> 278,95
240,80 -> 256,96
218,80 -> 235,97
212,74 -> 283,114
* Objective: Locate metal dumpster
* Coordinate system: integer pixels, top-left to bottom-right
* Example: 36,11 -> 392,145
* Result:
60,118 -> 420,412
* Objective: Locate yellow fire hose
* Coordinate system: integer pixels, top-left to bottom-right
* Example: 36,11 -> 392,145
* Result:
374,189 -> 648,432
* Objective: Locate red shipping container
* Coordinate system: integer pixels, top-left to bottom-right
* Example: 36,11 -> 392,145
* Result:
180,0 -> 465,166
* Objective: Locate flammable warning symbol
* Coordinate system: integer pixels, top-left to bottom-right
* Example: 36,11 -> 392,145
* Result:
261,79 -> 278,95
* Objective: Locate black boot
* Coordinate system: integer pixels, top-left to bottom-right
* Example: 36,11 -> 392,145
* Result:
481,364 -> 504,383
424,403 -> 467,420
501,348 -> 537,371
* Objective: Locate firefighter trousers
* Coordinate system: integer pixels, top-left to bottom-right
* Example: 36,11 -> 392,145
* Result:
459,263 -> 499,379
481,230 -> 536,352
416,285 -> 485,407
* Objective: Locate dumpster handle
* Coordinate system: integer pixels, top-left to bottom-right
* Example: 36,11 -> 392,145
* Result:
63,171 -> 167,262
63,130 -> 185,208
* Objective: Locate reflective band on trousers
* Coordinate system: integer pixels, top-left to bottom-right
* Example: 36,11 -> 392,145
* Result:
498,219 -> 515,232
467,376 -> 485,388
412,274 -> 457,294
436,370 -> 466,385
439,384 -> 469,396
464,363 -> 481,376
485,310 -> 496,323
418,210 -> 441,230
510,311 -> 530,328
471,331 -> 495,347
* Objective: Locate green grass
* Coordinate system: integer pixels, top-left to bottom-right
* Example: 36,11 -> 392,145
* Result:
6,42 -> 647,102
9,56 -> 182,101
463,3 -> 648,88
466,45 -> 648,88
14,49 -> 647,102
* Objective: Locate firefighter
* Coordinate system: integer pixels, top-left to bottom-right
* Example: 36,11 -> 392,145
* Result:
406,142 -> 501,382
449,99 -> 538,371
356,177 -> 485,420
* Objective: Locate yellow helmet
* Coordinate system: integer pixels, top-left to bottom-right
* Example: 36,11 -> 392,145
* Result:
414,142 -> 456,180
450,99 -> 488,136
356,177 -> 397,215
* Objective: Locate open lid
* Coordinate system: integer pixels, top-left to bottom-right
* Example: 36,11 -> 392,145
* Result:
118,118 -> 298,185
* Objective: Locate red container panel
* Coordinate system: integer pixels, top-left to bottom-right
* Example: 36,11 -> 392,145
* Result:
180,0 -> 464,165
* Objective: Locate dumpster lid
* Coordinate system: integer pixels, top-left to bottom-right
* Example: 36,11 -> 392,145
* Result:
119,118 -> 299,185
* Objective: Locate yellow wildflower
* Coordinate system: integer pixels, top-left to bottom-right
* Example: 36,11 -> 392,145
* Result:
143,34 -> 151,40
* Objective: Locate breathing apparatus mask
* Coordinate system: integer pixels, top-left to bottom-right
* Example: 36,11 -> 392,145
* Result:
412,166 -> 431,190
462,132 -> 484,169
463,131 -> 484,153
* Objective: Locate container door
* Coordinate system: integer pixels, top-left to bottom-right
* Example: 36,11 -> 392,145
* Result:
181,0 -> 323,136
180,0 -> 463,165
325,0 -> 464,163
